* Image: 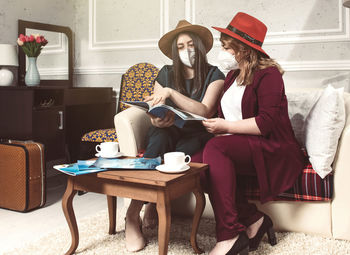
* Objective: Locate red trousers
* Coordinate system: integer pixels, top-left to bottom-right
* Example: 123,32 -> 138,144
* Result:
192,134 -> 263,241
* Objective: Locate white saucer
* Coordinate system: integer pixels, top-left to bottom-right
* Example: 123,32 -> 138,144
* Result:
95,152 -> 124,158
155,164 -> 190,174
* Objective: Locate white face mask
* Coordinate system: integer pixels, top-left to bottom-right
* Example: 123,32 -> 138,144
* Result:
179,48 -> 195,67
217,50 -> 239,70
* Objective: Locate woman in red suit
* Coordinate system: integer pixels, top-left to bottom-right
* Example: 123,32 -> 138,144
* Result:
194,12 -> 305,255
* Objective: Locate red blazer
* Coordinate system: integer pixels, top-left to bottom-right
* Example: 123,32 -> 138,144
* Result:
218,66 -> 305,203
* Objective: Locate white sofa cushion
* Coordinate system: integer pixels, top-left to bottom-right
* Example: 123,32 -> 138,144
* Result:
304,85 -> 346,179
287,89 -> 322,146
287,85 -> 346,179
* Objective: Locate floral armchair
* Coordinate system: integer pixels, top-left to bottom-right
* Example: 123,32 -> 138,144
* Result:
80,63 -> 159,158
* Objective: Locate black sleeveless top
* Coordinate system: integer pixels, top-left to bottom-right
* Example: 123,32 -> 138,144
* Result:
154,64 -> 225,129
155,64 -> 225,107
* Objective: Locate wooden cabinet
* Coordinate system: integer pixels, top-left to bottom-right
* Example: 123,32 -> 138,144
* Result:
0,86 -> 116,162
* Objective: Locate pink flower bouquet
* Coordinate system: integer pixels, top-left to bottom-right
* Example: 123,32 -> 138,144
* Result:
17,34 -> 48,57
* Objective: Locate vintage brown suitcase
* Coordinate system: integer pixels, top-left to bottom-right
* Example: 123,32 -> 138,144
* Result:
0,140 -> 46,212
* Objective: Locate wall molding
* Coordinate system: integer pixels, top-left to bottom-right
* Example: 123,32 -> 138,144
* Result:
266,0 -> 350,44
27,28 -> 66,54
190,0 -> 350,45
39,67 -> 68,77
45,60 -> 350,77
88,0 -> 169,51
184,0 -> 195,23
73,61 -> 350,76
74,66 -> 128,75
79,0 -> 350,76
280,60 -> 350,71
87,0 -> 349,50
41,33 -> 67,55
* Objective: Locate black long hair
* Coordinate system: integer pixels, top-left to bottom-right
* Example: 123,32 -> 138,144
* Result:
171,32 -> 208,97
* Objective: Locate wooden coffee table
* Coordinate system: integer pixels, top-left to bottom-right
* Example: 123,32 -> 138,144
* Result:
62,162 -> 208,255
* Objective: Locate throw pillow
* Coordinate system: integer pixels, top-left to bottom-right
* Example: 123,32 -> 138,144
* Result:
304,85 -> 346,179
286,88 -> 323,146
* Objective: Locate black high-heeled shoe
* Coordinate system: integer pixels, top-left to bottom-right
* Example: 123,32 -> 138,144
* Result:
249,214 -> 277,251
225,232 -> 249,255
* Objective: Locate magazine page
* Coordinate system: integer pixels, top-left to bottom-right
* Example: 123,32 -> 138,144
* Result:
53,160 -> 106,176
146,105 -> 184,128
170,107 -> 206,121
123,101 -> 206,128
53,167 -> 105,176
53,157 -> 161,176
93,157 -> 161,169
148,105 -> 173,119
150,105 -> 205,125
122,101 -> 151,111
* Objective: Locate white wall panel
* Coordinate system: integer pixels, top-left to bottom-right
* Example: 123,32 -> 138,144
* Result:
88,0 -> 168,50
95,0 -> 160,41
72,0 -> 350,93
169,1 -> 187,29
3,0 -> 348,92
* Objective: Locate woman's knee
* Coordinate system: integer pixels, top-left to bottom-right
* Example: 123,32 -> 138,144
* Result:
202,136 -> 225,159
176,138 -> 201,156
147,126 -> 170,139
144,127 -> 174,157
191,149 -> 203,163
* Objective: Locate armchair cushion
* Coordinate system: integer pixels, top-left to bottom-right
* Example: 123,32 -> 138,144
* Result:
81,128 -> 117,143
81,63 -> 158,148
118,63 -> 159,112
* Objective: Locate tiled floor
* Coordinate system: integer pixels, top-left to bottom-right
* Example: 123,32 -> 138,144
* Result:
0,173 -> 123,254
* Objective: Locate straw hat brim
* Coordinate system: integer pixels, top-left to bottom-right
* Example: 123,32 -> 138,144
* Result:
158,24 -> 213,59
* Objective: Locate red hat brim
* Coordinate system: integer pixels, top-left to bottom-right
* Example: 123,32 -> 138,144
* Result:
212,26 -> 269,58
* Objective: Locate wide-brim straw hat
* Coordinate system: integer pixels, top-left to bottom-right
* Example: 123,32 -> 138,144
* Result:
158,20 -> 213,59
212,12 -> 269,57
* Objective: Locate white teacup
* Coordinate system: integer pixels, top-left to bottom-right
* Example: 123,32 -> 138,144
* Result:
96,142 -> 119,157
163,152 -> 191,169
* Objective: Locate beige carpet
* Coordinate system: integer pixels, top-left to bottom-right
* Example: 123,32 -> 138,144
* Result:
5,209 -> 350,255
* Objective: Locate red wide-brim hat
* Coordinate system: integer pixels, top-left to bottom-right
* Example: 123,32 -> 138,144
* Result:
213,12 -> 269,57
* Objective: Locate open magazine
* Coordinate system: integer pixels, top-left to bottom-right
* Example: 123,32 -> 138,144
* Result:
122,101 -> 206,128
53,157 -> 161,176
53,160 -> 105,176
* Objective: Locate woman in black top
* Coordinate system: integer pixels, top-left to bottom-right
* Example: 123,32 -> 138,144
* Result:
125,20 -> 225,252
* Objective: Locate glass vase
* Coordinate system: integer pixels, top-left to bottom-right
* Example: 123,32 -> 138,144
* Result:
25,57 -> 40,86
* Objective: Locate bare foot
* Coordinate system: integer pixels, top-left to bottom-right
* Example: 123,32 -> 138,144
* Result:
125,216 -> 145,252
246,216 -> 264,239
125,200 -> 146,252
143,203 -> 158,228
209,236 -> 238,255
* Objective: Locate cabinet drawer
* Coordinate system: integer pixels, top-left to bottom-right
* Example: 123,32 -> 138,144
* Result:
33,89 -> 64,110
33,107 -> 65,160
64,88 -> 113,105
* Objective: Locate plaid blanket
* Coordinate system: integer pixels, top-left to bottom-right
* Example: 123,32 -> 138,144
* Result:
243,161 -> 333,202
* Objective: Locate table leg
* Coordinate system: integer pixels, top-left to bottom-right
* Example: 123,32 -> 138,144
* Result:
107,195 -> 117,234
191,182 -> 206,254
156,190 -> 171,255
62,177 -> 78,255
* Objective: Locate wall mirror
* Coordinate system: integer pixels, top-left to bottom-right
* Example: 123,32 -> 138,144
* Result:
18,20 -> 73,87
